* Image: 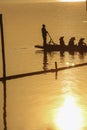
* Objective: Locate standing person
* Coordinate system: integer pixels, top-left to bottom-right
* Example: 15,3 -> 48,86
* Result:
41,24 -> 48,46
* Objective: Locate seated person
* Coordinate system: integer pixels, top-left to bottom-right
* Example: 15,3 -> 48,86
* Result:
78,38 -> 86,47
68,37 -> 75,47
59,36 -> 65,46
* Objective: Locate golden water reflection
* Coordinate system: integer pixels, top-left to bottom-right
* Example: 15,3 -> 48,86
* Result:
53,95 -> 83,130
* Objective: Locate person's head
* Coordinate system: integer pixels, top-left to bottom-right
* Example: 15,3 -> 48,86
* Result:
59,36 -> 64,40
42,24 -> 45,28
79,38 -> 85,41
70,37 -> 75,41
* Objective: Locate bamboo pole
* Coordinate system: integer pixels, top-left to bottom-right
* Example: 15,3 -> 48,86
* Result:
55,61 -> 58,79
0,14 -> 7,130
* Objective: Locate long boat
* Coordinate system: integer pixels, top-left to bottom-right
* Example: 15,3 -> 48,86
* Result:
35,44 -> 87,52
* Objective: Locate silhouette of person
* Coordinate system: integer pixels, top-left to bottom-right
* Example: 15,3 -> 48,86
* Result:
78,38 -> 86,47
41,24 -> 48,46
59,36 -> 65,47
68,37 -> 75,47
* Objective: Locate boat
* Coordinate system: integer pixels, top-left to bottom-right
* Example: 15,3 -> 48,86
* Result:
35,44 -> 87,53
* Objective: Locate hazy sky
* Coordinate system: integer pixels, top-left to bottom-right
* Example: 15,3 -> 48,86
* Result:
0,0 -> 85,3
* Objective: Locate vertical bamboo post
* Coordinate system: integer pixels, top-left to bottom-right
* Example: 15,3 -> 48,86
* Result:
0,14 -> 7,130
55,61 -> 58,80
55,62 -> 57,70
86,0 -> 87,11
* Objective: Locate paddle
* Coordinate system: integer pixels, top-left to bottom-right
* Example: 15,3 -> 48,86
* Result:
47,32 -> 56,45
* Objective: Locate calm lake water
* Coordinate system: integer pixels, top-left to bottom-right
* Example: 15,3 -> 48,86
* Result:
0,2 -> 87,130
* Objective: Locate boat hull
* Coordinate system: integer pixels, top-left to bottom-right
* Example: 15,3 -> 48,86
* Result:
35,44 -> 87,52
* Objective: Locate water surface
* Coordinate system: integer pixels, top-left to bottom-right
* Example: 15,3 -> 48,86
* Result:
0,2 -> 87,130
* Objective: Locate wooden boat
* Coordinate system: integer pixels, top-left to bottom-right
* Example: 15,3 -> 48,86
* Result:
35,44 -> 87,52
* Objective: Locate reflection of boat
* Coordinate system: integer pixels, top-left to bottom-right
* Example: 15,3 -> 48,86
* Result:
35,44 -> 87,52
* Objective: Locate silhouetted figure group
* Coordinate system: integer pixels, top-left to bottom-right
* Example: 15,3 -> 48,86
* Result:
41,24 -> 87,48
59,36 -> 87,48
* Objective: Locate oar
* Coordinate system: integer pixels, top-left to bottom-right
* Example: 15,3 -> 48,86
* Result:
47,32 -> 55,44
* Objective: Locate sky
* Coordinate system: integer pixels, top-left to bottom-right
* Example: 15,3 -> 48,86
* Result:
0,0 -> 86,3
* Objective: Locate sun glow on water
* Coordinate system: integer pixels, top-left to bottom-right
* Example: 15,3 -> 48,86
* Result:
66,62 -> 75,66
54,95 -> 83,130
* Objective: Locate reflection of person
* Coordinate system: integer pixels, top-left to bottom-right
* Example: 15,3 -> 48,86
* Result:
41,24 -> 48,46
43,50 -> 48,71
